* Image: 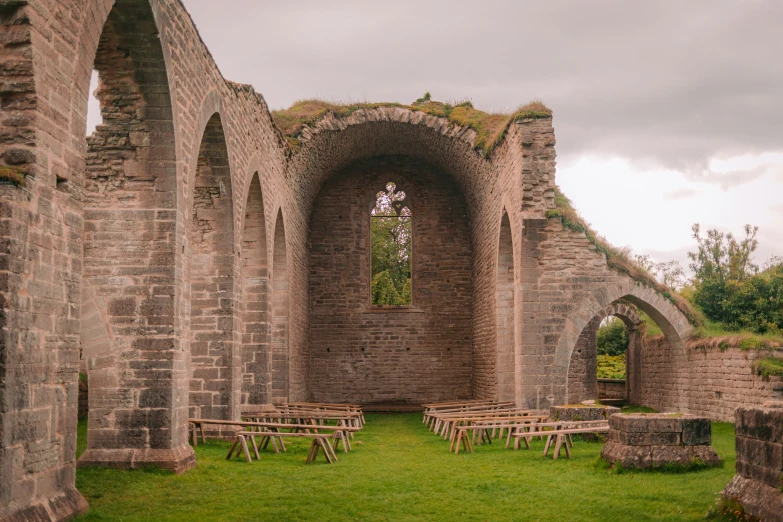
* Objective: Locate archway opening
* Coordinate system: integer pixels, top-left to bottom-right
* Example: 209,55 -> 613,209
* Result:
79,0 -> 182,467
241,173 -> 269,406
271,209 -> 289,404
566,301 -> 641,405
496,210 -> 515,402
188,113 -> 236,429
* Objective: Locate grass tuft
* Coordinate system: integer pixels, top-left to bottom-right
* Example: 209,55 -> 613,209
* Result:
753,357 -> 783,380
0,165 -> 25,187
270,97 -> 552,157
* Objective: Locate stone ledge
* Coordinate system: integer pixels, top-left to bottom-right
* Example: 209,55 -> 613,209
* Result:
77,444 -> 196,474
3,486 -> 87,522
601,440 -> 722,469
722,474 -> 783,522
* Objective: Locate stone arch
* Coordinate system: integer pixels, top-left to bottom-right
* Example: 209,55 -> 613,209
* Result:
271,208 -> 290,404
240,172 -> 270,405
566,300 -> 641,404
77,0 -> 193,473
287,107 -> 498,215
552,278 -> 694,406
496,209 -> 515,402
188,112 -> 238,428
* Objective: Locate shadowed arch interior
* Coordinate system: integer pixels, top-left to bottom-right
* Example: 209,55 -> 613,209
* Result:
271,209 -> 290,403
496,210 -> 515,402
188,113 -> 237,428
241,173 -> 269,405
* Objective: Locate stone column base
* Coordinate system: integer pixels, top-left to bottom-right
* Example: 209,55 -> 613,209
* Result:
77,444 -> 196,474
722,475 -> 783,522
3,487 -> 88,522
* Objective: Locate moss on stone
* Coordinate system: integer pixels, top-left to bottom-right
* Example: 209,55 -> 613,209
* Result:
0,165 -> 25,187
753,357 -> 783,380
271,97 -> 552,157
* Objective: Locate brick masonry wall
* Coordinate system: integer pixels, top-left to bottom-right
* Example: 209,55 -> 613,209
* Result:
638,336 -> 783,421
0,0 -> 707,519
567,317 -> 600,403
308,156 -> 473,404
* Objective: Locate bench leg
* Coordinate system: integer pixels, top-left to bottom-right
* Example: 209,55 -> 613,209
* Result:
200,423 -> 206,444
306,439 -> 318,464
567,434 -> 574,448
564,436 -> 572,459
552,435 -> 563,461
239,435 -> 253,463
544,435 -> 553,456
249,435 -> 260,460
191,423 -> 198,447
226,439 -> 238,460
505,429 -> 513,449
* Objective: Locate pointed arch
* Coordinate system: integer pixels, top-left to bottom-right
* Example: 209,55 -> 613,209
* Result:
496,209 -> 516,402
188,112 -> 238,426
240,173 -> 270,405
271,208 -> 290,404
552,279 -> 694,406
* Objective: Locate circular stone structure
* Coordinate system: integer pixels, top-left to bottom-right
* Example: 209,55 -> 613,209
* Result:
601,413 -> 722,469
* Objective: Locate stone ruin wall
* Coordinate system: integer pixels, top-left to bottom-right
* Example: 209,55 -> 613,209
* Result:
0,0 -> 735,519
637,336 -> 783,422
308,156 -> 473,404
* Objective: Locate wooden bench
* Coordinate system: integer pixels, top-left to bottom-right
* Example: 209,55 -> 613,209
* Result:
188,418 -> 359,455
510,421 -> 609,459
448,418 -> 548,454
242,416 -> 359,452
434,409 -> 536,438
424,402 -> 515,428
227,431 -> 336,464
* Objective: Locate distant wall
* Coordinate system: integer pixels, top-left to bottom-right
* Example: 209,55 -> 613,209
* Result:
598,379 -> 626,400
638,336 -> 783,421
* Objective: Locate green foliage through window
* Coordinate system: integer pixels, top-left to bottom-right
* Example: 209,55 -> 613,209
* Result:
371,182 -> 412,305
597,317 -> 629,356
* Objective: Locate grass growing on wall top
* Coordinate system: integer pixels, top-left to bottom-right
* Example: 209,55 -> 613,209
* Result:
271,96 -> 552,157
547,186 -> 702,327
75,413 -> 736,521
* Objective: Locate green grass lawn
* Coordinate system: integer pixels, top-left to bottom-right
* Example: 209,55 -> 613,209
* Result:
75,413 -> 736,521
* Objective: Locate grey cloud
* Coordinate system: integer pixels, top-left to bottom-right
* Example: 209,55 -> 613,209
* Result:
663,188 -> 699,200
181,0 -> 783,169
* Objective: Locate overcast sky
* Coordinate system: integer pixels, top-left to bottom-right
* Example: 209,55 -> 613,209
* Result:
88,0 -> 783,273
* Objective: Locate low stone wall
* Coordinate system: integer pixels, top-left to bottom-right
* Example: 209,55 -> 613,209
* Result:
638,337 -> 783,421
721,403 -> 783,521
601,413 -> 721,469
597,379 -> 626,400
551,405 -> 620,422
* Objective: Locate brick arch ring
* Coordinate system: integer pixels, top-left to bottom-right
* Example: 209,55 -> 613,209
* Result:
592,300 -> 641,330
549,277 -> 694,406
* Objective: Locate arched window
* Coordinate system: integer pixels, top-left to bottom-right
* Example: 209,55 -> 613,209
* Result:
370,182 -> 412,305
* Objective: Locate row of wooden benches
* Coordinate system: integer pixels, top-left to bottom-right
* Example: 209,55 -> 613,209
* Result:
189,402 -> 365,464
422,399 -> 609,460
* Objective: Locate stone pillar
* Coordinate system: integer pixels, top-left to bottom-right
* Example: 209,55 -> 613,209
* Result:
721,403 -> 783,520
625,326 -> 641,404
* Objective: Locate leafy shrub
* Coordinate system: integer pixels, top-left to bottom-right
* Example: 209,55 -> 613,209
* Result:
597,318 -> 629,356
597,354 -> 625,379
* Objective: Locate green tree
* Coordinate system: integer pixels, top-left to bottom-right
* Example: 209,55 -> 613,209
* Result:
688,223 -> 782,334
371,183 -> 412,305
596,317 -> 629,356
371,271 -> 403,305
